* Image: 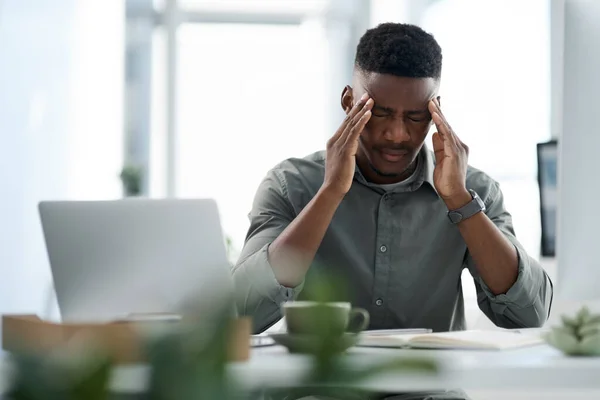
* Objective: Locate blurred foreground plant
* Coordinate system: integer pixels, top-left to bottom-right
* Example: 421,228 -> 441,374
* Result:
6,274 -> 437,400
545,305 -> 600,356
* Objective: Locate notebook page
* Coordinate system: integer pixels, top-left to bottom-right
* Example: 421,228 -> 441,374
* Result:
406,329 -> 544,350
358,333 -> 422,348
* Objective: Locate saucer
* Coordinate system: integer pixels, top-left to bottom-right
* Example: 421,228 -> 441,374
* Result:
269,332 -> 360,354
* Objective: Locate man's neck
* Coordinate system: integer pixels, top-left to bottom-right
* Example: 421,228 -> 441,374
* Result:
356,156 -> 419,185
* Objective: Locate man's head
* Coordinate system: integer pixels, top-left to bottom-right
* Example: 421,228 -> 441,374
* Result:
342,23 -> 442,184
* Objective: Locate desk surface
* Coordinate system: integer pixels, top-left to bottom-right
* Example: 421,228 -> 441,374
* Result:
3,344 -> 600,394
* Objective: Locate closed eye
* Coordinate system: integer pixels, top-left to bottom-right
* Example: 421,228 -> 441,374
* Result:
372,110 -> 391,118
406,112 -> 431,123
407,116 -> 430,122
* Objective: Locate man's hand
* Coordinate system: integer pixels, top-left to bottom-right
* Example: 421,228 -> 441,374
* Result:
428,98 -> 471,210
322,93 -> 373,197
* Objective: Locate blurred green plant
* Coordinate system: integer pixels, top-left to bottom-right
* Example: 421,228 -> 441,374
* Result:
545,305 -> 600,356
119,164 -> 143,196
5,274 -> 437,400
7,339 -> 112,400
225,234 -> 237,265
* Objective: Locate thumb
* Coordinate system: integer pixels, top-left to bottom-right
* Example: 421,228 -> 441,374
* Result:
432,132 -> 444,165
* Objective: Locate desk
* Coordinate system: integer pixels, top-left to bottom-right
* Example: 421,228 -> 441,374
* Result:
2,344 -> 600,395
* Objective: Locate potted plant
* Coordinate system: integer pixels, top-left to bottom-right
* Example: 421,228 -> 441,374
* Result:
119,164 -> 143,197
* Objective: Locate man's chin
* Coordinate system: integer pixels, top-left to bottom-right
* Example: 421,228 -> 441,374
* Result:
370,152 -> 422,176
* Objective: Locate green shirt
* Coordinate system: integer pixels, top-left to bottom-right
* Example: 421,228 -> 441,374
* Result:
232,146 -> 553,333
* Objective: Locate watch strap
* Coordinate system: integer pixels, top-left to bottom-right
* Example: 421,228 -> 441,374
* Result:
447,189 -> 486,224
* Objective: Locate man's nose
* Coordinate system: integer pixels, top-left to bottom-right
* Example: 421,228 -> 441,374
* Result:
382,120 -> 410,142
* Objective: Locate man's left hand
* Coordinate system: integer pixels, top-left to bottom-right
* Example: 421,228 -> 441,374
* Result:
428,98 -> 471,210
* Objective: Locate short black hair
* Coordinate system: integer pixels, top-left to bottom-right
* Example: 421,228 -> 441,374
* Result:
355,23 -> 442,79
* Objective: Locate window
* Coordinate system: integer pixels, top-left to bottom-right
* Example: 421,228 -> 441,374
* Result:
174,22 -> 328,256
135,1 -> 351,258
421,0 -> 550,258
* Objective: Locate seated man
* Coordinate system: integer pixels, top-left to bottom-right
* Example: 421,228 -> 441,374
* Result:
232,22 -> 552,337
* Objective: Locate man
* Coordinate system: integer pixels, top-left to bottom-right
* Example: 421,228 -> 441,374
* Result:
232,23 -> 552,338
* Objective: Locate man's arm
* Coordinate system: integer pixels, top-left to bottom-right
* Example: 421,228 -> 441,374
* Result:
232,169 -> 351,333
461,182 -> 553,328
428,98 -> 552,328
445,190 -> 518,295
233,96 -> 373,333
231,169 -> 307,333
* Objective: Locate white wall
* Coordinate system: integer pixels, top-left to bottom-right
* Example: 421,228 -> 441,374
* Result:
0,0 -> 123,322
550,0 -> 565,140
556,0 -> 600,303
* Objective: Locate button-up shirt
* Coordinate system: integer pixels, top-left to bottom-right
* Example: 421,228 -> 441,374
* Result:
232,146 -> 553,333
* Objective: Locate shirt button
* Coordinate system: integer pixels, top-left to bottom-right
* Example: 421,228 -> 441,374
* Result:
379,245 -> 387,253
375,298 -> 384,306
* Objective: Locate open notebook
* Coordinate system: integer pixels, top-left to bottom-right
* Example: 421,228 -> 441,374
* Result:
358,329 -> 544,350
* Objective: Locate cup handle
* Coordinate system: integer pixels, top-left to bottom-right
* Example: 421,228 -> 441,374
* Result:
347,308 -> 370,333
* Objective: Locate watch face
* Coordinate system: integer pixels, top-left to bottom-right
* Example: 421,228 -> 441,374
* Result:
470,190 -> 486,212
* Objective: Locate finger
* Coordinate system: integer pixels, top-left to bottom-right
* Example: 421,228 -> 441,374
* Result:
431,132 -> 445,165
330,94 -> 371,143
431,111 -> 458,147
344,108 -> 372,147
430,99 -> 464,145
344,93 -> 371,128
432,112 -> 462,158
430,98 -> 451,127
341,98 -> 373,138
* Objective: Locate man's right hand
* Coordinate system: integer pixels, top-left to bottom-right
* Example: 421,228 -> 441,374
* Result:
323,93 -> 373,197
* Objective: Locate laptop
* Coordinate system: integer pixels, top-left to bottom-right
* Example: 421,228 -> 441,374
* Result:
38,198 -> 234,322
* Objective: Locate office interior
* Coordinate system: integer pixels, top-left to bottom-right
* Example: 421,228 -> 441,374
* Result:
0,0 -> 595,398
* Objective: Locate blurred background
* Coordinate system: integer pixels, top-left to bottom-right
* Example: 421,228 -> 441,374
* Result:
0,0 -> 556,328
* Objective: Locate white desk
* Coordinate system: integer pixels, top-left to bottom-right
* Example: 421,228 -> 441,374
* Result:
10,344 -> 590,395
2,344 -> 600,396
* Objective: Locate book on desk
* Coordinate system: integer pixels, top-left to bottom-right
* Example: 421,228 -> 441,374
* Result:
358,329 -> 545,350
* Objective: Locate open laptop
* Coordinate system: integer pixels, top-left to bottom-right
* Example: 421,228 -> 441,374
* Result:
38,198 -> 234,322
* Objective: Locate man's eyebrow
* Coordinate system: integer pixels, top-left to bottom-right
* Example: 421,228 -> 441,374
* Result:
372,103 -> 396,114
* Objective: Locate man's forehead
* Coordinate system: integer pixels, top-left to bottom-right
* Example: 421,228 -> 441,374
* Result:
354,71 -> 437,108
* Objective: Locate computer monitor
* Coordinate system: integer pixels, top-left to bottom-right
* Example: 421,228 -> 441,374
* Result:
556,0 -> 600,302
537,140 -> 558,257
39,198 -> 234,322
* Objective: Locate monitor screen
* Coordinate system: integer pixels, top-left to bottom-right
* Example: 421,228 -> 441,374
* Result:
537,140 -> 557,257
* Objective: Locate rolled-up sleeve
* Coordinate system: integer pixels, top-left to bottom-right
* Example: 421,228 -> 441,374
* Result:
466,182 -> 554,328
232,169 -> 303,333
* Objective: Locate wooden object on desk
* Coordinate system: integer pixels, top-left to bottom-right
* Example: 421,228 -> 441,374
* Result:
2,314 -> 251,364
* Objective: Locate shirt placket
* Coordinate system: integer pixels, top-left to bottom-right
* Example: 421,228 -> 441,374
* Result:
371,192 -> 394,327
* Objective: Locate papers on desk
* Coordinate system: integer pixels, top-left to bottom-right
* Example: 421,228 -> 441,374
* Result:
358,329 -> 545,350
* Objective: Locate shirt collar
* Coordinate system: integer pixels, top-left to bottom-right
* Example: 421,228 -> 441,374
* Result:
419,144 -> 439,196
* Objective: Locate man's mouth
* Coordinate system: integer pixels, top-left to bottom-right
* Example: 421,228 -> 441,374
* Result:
379,149 -> 409,162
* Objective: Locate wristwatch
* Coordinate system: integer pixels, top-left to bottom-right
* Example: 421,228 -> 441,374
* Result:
447,189 -> 486,224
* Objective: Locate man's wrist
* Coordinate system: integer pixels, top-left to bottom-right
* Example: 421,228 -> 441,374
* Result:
443,189 -> 472,211
317,185 -> 346,205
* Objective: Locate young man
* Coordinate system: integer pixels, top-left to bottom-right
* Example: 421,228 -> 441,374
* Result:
232,23 -> 552,336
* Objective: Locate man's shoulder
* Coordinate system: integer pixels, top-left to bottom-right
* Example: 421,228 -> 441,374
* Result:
270,151 -> 326,177
465,164 -> 501,204
265,150 -> 326,191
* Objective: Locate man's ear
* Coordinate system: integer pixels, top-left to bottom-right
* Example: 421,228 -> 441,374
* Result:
341,85 -> 353,114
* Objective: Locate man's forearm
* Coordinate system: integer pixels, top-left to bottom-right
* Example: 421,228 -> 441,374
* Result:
268,187 -> 343,288
446,192 -> 518,295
